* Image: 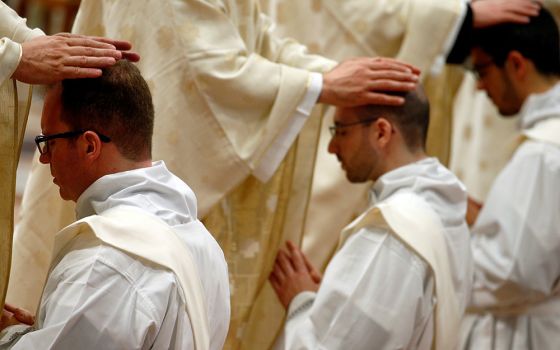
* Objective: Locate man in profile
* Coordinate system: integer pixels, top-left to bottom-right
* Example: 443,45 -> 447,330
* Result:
1,60 -> 230,349
461,7 -> 560,349
270,87 -> 472,349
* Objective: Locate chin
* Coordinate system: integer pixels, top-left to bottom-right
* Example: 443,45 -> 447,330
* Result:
58,188 -> 73,202
498,108 -> 519,117
345,173 -> 367,184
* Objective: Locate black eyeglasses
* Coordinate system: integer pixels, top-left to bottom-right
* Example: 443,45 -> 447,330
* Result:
329,117 -> 379,137
34,129 -> 111,155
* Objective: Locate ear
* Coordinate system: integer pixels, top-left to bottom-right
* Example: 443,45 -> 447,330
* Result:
505,51 -> 528,80
370,118 -> 394,149
81,131 -> 103,161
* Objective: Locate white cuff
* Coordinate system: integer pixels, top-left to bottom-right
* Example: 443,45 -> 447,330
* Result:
287,290 -> 316,321
252,72 -> 323,182
431,0 -> 469,76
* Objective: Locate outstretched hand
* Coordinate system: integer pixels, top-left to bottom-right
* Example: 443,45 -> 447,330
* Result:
13,33 -> 140,84
269,241 -> 322,309
472,0 -> 541,29
1,303 -> 34,331
319,57 -> 420,107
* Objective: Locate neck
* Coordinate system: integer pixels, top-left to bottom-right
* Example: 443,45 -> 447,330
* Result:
521,73 -> 560,101
380,146 -> 427,178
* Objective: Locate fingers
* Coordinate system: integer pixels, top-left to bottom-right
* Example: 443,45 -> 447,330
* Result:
368,79 -> 417,94
59,67 -> 104,79
286,241 -> 307,272
122,51 -> 141,62
301,250 -> 322,283
369,57 -> 421,75
3,304 -> 34,326
65,45 -> 122,59
367,69 -> 419,83
55,33 -> 139,61
63,56 -> 117,68
88,37 -> 134,51
363,92 -> 406,106
276,249 -> 295,276
55,34 -> 117,50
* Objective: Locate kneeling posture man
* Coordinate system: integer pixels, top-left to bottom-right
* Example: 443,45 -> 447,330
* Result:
1,60 -> 230,349
270,87 -> 473,349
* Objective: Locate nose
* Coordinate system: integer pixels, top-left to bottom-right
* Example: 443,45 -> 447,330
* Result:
476,78 -> 485,91
39,151 -> 50,164
328,137 -> 337,154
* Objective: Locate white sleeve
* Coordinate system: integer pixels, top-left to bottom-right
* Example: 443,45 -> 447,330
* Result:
0,2 -> 44,84
277,228 -> 435,349
471,141 -> 560,308
11,247 -> 183,349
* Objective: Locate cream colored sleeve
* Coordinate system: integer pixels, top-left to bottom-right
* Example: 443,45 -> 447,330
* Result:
0,2 -> 44,84
170,0 -> 336,178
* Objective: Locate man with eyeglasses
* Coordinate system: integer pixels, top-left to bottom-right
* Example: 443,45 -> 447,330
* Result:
0,60 -> 230,349
458,7 -> 560,350
269,86 -> 472,349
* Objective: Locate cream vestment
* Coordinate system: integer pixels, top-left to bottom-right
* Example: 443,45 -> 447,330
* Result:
0,2 -> 43,309
8,1 -> 336,349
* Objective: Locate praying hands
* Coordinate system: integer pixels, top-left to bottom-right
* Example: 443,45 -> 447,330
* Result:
269,241 -> 322,309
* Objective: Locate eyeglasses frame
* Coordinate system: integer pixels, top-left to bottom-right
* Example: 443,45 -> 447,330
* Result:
328,117 -> 380,137
35,129 -> 111,155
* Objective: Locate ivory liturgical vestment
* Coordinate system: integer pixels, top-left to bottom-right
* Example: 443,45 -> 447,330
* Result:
0,2 -> 42,310
7,2 -> 335,349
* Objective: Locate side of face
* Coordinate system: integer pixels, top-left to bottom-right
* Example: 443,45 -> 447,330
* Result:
39,85 -> 93,202
327,107 -> 383,183
471,47 -> 525,116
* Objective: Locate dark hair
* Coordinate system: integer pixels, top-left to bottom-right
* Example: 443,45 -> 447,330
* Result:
473,7 -> 560,76
60,60 -> 154,161
356,87 -> 430,151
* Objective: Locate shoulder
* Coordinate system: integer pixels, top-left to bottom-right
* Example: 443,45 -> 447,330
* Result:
343,225 -> 429,277
512,140 -> 560,168
50,233 -> 181,315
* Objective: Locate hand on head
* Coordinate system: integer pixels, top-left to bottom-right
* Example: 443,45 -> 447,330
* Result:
472,0 -> 541,29
269,241 -> 322,309
12,33 -> 140,84
319,57 -> 420,107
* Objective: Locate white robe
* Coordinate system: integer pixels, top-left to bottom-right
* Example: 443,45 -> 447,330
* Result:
460,83 -> 560,350
2,161 -> 230,350
276,158 -> 473,349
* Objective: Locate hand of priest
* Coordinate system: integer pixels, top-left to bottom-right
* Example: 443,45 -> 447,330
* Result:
269,241 -> 321,309
1,303 -> 34,331
472,0 -> 541,29
12,33 -> 140,84
319,57 -> 420,107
